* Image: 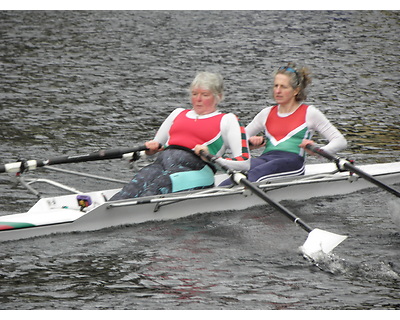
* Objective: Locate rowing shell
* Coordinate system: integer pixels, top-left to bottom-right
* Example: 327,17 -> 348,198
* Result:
0,161 -> 399,242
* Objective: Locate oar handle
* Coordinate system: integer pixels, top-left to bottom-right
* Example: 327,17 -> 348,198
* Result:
200,151 -> 242,183
0,145 -> 148,174
305,144 -> 341,164
200,150 -> 314,233
305,143 -> 400,198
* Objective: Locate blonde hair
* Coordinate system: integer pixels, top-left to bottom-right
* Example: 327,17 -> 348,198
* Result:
275,62 -> 312,102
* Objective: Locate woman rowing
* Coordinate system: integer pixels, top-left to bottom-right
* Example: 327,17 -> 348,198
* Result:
110,72 -> 250,200
220,62 -> 347,185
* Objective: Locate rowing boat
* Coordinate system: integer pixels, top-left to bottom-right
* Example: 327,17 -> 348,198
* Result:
1,159 -> 399,243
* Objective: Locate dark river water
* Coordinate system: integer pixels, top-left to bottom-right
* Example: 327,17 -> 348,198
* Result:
0,10 -> 399,310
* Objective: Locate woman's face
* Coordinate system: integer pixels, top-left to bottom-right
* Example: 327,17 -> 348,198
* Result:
273,74 -> 299,106
191,87 -> 218,115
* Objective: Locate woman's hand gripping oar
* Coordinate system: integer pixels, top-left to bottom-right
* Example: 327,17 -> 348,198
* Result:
199,150 -> 347,259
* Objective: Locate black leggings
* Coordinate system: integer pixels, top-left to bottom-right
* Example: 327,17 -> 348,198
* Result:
219,150 -> 304,186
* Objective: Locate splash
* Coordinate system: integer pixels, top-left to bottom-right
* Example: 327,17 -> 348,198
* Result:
301,249 -> 400,282
301,250 -> 349,274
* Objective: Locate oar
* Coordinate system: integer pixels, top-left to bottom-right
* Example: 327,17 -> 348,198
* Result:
0,145 -> 148,174
305,143 -> 400,198
200,151 -> 347,258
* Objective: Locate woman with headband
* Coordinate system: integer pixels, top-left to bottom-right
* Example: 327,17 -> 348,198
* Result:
220,62 -> 347,185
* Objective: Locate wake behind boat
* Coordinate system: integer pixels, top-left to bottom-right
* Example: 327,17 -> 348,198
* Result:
1,159 -> 399,243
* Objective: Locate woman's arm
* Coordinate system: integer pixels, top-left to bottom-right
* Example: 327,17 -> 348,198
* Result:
306,106 -> 347,154
216,113 -> 250,171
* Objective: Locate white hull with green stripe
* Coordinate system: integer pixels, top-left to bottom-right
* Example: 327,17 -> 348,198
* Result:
0,161 -> 399,242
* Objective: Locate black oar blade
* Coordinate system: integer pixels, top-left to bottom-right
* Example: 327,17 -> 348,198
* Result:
300,228 -> 347,259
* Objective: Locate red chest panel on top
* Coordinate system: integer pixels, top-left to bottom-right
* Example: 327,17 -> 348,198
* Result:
168,110 -> 225,149
266,105 -> 308,141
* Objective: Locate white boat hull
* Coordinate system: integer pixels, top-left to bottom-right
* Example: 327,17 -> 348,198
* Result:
1,161 -> 399,242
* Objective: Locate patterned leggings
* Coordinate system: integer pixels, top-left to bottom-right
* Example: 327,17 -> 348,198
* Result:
110,148 -> 213,200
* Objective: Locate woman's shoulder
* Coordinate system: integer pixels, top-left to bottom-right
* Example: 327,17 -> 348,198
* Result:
169,107 -> 186,116
220,112 -> 239,123
255,105 -> 274,117
304,104 -> 332,124
262,105 -> 275,112
304,104 -> 324,115
173,107 -> 186,113
222,111 -> 237,117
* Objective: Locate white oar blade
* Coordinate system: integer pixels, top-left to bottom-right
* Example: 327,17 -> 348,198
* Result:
300,228 -> 347,258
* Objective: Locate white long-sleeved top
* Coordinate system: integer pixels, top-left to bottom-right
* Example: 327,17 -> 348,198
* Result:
153,108 -> 250,172
246,104 -> 347,157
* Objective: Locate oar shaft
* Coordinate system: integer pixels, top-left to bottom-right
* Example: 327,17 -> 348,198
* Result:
200,151 -> 347,256
305,144 -> 400,198
201,152 -> 313,233
239,178 -> 313,233
0,145 -> 148,173
342,162 -> 399,197
44,146 -> 147,165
